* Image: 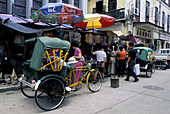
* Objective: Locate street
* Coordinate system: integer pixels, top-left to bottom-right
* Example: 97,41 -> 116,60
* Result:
0,69 -> 170,114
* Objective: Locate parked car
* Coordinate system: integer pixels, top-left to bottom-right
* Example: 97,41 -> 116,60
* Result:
154,49 -> 170,69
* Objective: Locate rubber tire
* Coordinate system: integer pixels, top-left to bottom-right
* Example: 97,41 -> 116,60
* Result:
35,78 -> 65,111
152,64 -> 156,74
146,67 -> 152,78
87,70 -> 102,93
20,77 -> 34,98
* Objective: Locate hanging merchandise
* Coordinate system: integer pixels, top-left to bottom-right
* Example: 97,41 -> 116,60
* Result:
89,33 -> 93,44
44,32 -> 50,36
69,31 -> 74,42
108,36 -> 112,45
59,29 -> 64,39
73,31 -> 81,42
85,34 -> 89,43
63,33 -> 69,41
95,35 -> 101,44
104,36 -> 107,45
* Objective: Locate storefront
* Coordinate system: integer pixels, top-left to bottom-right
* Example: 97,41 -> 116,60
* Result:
160,33 -> 170,49
133,23 -> 153,44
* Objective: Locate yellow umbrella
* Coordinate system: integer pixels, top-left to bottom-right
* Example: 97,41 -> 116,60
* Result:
75,14 -> 115,30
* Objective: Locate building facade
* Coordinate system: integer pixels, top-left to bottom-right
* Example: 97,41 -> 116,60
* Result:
88,0 -> 170,51
0,0 -> 88,18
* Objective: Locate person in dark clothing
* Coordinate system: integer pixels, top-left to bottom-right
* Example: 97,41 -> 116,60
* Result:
125,42 -> 139,82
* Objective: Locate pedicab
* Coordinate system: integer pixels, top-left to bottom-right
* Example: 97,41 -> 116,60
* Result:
134,47 -> 155,78
19,37 -> 102,111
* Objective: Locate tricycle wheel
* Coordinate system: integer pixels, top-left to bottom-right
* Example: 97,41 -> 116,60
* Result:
35,78 -> 65,111
146,66 -> 152,78
86,70 -> 102,93
152,63 -> 156,74
20,76 -> 34,98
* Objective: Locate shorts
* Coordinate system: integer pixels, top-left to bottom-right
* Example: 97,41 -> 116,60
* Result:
97,61 -> 105,73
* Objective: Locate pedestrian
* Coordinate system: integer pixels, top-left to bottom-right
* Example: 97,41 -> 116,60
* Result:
91,45 -> 106,83
71,41 -> 83,91
125,42 -> 139,82
118,46 -> 126,77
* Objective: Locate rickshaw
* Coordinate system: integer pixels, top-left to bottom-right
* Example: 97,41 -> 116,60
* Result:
134,47 -> 155,78
19,37 -> 102,111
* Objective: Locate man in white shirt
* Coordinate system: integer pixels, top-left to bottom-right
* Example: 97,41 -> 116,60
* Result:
91,45 -> 106,83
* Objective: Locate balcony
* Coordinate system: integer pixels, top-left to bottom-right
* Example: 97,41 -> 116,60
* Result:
101,8 -> 125,20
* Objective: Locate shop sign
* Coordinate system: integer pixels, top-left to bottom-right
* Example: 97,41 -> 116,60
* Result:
0,2 -> 7,13
160,34 -> 169,41
136,27 -> 152,39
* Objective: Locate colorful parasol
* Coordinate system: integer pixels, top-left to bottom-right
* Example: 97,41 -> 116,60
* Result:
31,2 -> 84,25
75,14 -> 115,30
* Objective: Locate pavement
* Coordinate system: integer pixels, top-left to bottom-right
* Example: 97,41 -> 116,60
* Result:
0,81 -> 20,92
0,68 -> 168,93
0,69 -> 170,114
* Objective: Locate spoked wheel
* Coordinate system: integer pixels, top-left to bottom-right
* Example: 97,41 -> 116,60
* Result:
20,76 -> 34,98
146,66 -> 152,78
35,78 -> 65,111
152,63 -> 156,74
86,70 -> 102,92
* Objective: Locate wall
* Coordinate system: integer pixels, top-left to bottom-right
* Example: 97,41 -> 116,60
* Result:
88,0 -> 95,14
117,0 -> 125,9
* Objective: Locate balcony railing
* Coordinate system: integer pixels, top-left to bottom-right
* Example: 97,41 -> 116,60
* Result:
101,8 -> 125,20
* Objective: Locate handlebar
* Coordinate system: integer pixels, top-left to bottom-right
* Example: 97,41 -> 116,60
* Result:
79,59 -> 96,64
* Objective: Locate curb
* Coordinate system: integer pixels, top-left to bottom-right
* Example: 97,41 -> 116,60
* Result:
0,84 -> 20,93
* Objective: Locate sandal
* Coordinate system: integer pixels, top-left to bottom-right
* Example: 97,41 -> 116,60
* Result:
71,87 -> 77,91
93,80 -> 97,84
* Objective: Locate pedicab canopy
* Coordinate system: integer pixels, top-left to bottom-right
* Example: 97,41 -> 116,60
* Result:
134,47 -> 153,61
29,37 -> 70,71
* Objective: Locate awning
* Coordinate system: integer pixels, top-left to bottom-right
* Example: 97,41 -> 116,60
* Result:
2,22 -> 58,34
119,34 -> 142,43
98,29 -> 123,36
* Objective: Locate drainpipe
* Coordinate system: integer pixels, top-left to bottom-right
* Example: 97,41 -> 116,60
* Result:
158,1 -> 161,52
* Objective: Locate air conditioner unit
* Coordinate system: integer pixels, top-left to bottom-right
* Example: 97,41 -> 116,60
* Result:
135,8 -> 139,16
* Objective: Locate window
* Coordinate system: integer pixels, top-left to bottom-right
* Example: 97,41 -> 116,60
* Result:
74,0 -> 79,8
62,0 -> 69,4
168,15 -> 170,27
146,1 -> 150,17
155,7 -> 158,22
168,15 -> 169,32
162,11 -> 165,28
49,0 -> 57,3
32,0 -> 42,13
0,0 -> 7,13
108,0 -> 117,11
13,0 -> 26,17
135,0 -> 140,13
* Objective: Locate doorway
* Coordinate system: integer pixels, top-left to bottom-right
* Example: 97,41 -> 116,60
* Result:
96,1 -> 103,13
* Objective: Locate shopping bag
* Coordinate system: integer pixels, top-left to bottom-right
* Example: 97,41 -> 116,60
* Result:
133,64 -> 140,75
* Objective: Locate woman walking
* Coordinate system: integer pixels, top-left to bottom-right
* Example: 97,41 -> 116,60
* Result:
71,41 -> 83,91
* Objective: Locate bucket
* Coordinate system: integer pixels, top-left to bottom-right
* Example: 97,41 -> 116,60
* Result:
110,77 -> 119,88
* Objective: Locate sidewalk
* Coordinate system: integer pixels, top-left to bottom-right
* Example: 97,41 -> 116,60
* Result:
0,81 -> 20,92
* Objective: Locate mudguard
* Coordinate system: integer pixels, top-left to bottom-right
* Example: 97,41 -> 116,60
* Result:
35,74 -> 66,90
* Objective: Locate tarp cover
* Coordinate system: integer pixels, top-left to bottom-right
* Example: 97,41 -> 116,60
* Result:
134,47 -> 153,61
30,37 -> 70,71
2,22 -> 58,34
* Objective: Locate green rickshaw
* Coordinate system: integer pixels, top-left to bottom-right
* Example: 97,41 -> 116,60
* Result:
19,36 -> 102,111
134,47 -> 155,78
